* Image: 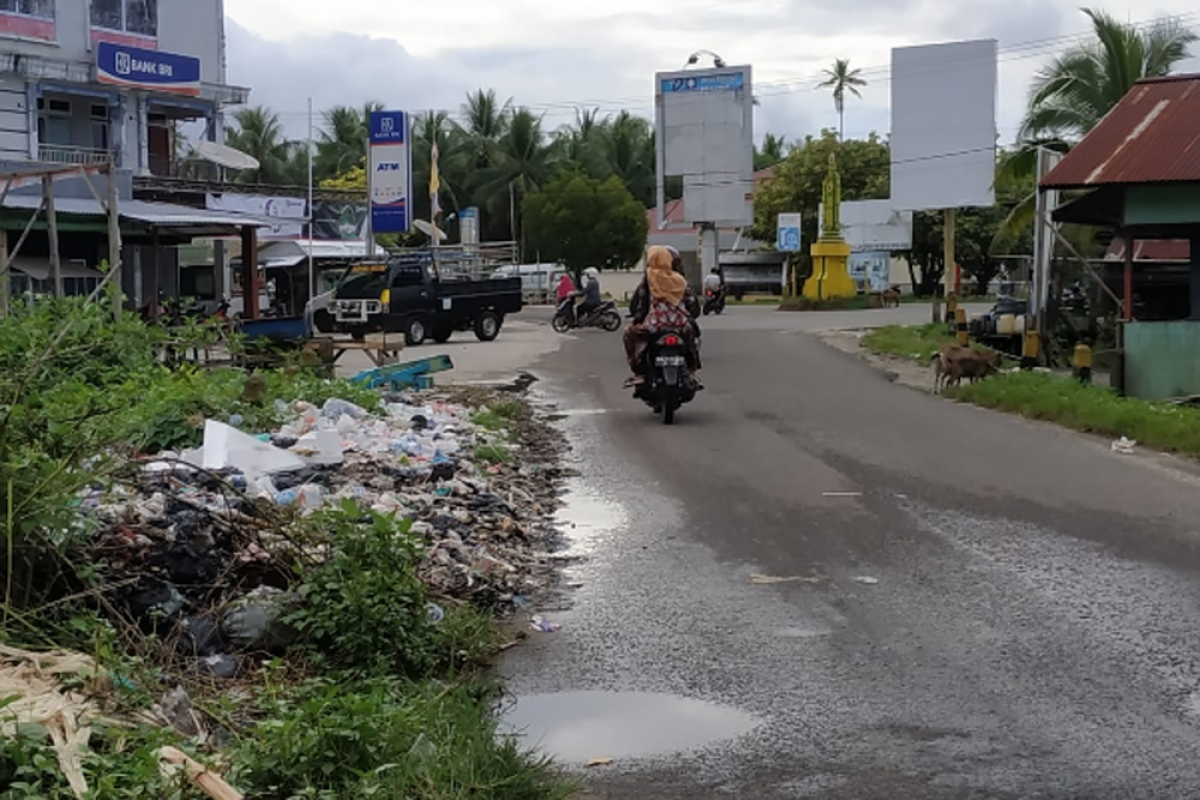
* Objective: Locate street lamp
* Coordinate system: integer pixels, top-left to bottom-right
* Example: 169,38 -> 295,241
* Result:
685,49 -> 727,69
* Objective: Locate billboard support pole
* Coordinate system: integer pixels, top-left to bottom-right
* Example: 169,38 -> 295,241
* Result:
364,135 -> 374,259
942,207 -> 956,318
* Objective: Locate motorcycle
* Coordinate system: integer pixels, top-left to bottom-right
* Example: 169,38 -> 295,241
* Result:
702,287 -> 726,316
552,296 -> 622,333
633,329 -> 698,425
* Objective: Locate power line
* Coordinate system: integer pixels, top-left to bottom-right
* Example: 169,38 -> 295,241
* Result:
259,9 -> 1198,120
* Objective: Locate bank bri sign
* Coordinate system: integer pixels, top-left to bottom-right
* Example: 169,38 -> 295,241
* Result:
96,42 -> 201,97
368,111 -> 413,234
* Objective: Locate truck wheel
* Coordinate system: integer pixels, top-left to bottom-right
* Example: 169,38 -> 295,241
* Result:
432,323 -> 454,344
405,317 -> 427,346
474,311 -> 501,342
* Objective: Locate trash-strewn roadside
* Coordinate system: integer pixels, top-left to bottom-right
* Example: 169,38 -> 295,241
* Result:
0,299 -> 574,800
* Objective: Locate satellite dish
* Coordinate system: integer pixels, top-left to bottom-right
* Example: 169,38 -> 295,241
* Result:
194,140 -> 261,171
414,219 -> 448,242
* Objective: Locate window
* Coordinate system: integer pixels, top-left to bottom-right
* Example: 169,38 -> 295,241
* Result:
91,0 -> 155,37
37,96 -> 72,147
0,0 -> 55,21
392,266 -> 426,288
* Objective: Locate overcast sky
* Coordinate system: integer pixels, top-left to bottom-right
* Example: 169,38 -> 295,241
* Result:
222,0 -> 1200,146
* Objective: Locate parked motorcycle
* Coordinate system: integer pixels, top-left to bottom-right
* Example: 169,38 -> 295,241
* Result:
552,296 -> 622,333
633,329 -> 698,425
702,287 -> 726,316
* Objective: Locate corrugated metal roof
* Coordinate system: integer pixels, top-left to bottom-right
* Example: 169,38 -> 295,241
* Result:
1104,238 -> 1191,262
1,195 -> 270,229
1041,74 -> 1200,189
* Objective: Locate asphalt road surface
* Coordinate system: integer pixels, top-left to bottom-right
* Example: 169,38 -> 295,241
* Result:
500,307 -> 1200,800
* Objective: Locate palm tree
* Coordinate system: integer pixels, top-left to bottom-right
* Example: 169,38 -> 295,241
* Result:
411,110 -> 467,226
316,102 -> 382,180
553,107 -> 608,177
817,59 -> 867,140
755,133 -> 787,170
474,107 -> 555,252
225,106 -> 295,184
996,8 -> 1196,242
601,111 -> 655,206
461,89 -> 510,171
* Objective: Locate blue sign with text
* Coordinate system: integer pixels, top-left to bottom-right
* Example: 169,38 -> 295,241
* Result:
96,42 -> 201,96
369,111 -> 413,234
660,72 -> 745,94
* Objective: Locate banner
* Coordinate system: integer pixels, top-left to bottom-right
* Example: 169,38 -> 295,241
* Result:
205,193 -> 307,239
308,201 -> 368,241
849,252 -> 892,292
368,110 -> 412,234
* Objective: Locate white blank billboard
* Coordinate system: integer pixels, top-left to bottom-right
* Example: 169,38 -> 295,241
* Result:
817,199 -> 913,252
890,40 -> 997,211
655,66 -> 754,226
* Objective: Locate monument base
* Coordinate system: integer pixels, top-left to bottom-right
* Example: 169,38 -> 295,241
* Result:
802,239 -> 856,301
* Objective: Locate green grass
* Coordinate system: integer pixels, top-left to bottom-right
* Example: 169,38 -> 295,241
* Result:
953,372 -> 1200,456
862,324 -> 956,362
475,443 -> 514,466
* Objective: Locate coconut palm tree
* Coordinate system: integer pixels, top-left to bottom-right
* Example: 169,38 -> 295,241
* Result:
411,110 -> 467,226
755,133 -> 788,170
817,59 -> 867,140
461,89 -> 510,171
316,102 -> 383,180
225,106 -> 295,184
473,107 -> 555,252
553,107 -> 608,177
601,111 -> 655,206
996,8 -> 1196,243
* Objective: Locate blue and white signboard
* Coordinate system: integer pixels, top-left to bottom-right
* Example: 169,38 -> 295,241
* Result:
96,42 -> 201,96
849,252 -> 892,292
660,72 -> 746,94
777,213 -> 802,252
368,111 -> 413,234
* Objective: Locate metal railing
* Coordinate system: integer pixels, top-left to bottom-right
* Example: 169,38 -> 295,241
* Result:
38,144 -> 112,166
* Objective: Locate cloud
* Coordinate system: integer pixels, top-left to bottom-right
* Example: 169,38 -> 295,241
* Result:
223,0 -> 1200,149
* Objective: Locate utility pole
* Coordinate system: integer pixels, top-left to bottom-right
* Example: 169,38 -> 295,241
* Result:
44,174 -> 61,298
107,161 -> 122,318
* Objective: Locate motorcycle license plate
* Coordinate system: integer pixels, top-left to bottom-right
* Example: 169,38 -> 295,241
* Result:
655,355 -> 686,366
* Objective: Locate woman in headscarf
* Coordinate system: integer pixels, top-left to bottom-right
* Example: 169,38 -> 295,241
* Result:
623,245 -> 700,385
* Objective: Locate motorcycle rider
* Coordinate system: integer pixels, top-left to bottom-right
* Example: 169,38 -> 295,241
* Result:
574,267 -> 602,325
703,267 -> 722,295
624,246 -> 702,386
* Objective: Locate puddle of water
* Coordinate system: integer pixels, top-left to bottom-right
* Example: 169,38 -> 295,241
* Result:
554,408 -> 610,417
554,483 -> 627,554
1185,691 -> 1200,718
500,691 -> 760,763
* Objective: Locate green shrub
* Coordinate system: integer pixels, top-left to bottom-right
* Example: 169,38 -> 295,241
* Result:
232,678 -> 573,800
284,503 -> 438,677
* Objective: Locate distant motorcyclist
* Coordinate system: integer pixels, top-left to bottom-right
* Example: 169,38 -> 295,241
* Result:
573,267 -> 602,324
704,268 -> 722,295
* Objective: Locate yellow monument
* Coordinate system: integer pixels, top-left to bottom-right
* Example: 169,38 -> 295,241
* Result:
803,154 -> 857,301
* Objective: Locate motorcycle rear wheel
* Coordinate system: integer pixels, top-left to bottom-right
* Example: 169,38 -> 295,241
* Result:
601,311 -> 622,332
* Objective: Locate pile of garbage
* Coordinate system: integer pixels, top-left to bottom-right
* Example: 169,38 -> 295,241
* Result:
82,393 -> 567,679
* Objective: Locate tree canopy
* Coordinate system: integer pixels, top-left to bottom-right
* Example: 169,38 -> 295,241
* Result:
523,170 -> 649,278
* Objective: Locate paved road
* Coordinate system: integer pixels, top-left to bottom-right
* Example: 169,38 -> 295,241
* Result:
501,308 -> 1200,799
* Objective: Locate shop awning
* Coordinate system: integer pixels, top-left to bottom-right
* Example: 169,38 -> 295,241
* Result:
1,195 -> 271,237
9,258 -> 103,281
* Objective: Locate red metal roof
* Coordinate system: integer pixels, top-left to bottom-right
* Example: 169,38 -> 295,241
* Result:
1104,238 -> 1191,262
1040,74 -> 1200,189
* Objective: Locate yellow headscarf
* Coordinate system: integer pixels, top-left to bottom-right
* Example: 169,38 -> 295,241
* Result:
645,246 -> 687,307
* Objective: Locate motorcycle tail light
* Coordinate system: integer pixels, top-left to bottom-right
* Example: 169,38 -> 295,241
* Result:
663,335 -> 680,346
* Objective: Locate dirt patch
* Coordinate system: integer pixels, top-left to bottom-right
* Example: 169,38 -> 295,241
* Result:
821,329 -> 938,393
